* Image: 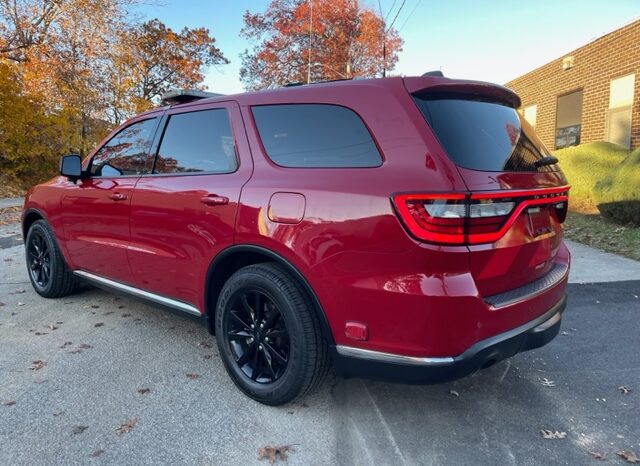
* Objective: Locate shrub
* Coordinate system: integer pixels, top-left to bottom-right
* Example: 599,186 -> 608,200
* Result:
554,142 -> 630,214
593,149 -> 640,225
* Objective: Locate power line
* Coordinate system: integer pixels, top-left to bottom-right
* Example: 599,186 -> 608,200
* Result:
384,0 -> 399,22
398,0 -> 422,32
386,0 -> 407,32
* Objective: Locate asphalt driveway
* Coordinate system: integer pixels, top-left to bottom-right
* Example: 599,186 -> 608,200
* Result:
1,236 -> 639,465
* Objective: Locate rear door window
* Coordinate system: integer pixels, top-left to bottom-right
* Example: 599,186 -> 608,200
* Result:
251,104 -> 382,168
154,109 -> 236,174
412,95 -> 555,172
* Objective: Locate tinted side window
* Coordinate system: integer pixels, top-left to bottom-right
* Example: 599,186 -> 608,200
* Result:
251,104 -> 382,168
91,118 -> 158,176
154,109 -> 236,174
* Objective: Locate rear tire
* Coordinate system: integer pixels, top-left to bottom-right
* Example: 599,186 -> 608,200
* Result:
25,219 -> 77,298
215,263 -> 330,405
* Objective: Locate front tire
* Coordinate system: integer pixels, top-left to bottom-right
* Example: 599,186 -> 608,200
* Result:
25,219 -> 77,298
215,263 -> 330,405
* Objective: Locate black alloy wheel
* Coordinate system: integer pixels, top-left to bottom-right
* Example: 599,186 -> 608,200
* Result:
215,263 -> 330,405
27,230 -> 51,288
224,289 -> 290,384
25,219 -> 77,298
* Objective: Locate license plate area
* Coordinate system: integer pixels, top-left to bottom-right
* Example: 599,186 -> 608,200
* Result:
527,206 -> 552,238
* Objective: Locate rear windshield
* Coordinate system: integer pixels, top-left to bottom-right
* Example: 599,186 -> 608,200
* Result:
413,95 -> 556,172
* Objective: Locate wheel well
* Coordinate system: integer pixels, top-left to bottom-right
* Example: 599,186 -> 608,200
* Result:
22,210 -> 43,238
204,246 -> 335,346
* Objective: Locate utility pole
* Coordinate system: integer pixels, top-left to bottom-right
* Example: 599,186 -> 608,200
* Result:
307,0 -> 313,84
377,0 -> 386,78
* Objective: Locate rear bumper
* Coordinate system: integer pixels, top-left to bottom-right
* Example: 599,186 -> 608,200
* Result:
333,294 -> 566,384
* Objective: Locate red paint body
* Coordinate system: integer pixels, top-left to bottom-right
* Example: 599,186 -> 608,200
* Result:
23,76 -> 570,361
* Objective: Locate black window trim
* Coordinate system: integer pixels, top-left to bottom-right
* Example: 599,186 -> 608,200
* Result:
144,105 -> 241,178
249,102 -> 384,170
88,116 -> 161,179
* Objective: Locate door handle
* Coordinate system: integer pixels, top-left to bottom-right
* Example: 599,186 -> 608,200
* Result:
200,195 -> 229,206
109,192 -> 128,201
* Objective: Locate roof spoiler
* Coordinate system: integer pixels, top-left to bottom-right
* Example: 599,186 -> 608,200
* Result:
161,89 -> 224,106
404,77 -> 521,108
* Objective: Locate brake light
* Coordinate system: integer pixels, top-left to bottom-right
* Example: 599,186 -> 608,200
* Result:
392,186 -> 570,245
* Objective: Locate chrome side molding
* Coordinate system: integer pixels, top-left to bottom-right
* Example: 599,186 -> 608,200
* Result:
336,345 -> 455,366
73,270 -> 201,317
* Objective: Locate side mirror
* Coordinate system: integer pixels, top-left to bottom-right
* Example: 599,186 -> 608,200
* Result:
60,154 -> 82,181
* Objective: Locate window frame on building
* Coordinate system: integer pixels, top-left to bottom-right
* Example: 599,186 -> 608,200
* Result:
606,73 -> 635,149
554,89 -> 584,149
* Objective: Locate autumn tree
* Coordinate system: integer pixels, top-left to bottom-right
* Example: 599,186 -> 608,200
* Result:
240,0 -> 402,90
112,19 -> 228,116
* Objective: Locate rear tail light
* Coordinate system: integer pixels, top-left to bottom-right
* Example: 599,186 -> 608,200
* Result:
392,186 -> 570,245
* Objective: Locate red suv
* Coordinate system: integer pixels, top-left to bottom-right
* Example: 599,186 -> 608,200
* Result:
22,76 -> 570,405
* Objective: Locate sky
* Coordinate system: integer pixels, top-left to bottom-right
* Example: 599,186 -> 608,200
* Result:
133,0 -> 639,95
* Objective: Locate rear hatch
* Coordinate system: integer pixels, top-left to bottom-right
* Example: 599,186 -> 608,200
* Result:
404,78 -> 569,297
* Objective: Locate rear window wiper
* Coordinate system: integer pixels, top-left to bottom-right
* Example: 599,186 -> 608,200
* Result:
534,156 -> 559,168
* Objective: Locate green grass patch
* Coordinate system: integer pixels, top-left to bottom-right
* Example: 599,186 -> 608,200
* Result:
554,142 -> 630,214
593,149 -> 640,225
563,211 -> 640,261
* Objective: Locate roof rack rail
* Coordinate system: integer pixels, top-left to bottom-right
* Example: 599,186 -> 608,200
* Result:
160,89 -> 224,106
283,77 -> 353,88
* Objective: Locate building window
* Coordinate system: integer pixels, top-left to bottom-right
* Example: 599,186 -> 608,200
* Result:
555,90 -> 583,149
523,104 -> 537,128
606,73 -> 635,149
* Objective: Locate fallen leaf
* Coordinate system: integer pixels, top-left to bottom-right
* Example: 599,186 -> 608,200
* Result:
34,332 -> 48,336
60,341 -> 73,348
118,305 -> 125,309
48,324 -> 58,331
103,311 -> 114,316
186,373 -> 199,379
17,302 -> 25,306
617,451 -> 639,463
449,390 -> 460,397
90,449 -> 105,458
94,322 -> 104,327
589,451 -> 606,460
203,354 -> 212,360
29,360 -> 46,371
78,344 -> 92,349
53,410 -> 64,416
540,429 -> 567,439
121,313 -> 131,317
619,386 -> 632,395
91,305 -> 100,309
2,400 -> 16,406
72,425 -> 88,435
257,445 -> 295,464
137,388 -> 151,395
116,418 -> 137,436
3,257 -> 12,262
198,341 -> 213,348
540,378 -> 556,387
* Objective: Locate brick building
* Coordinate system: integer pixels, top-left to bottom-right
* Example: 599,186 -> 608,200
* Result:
506,18 -> 640,150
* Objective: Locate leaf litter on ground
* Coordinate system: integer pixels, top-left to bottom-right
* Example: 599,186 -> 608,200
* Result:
116,419 -> 137,436
257,444 -> 295,464
540,429 -> 567,439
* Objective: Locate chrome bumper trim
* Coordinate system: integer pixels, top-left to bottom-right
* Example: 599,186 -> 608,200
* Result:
73,270 -> 201,317
335,345 -> 455,367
